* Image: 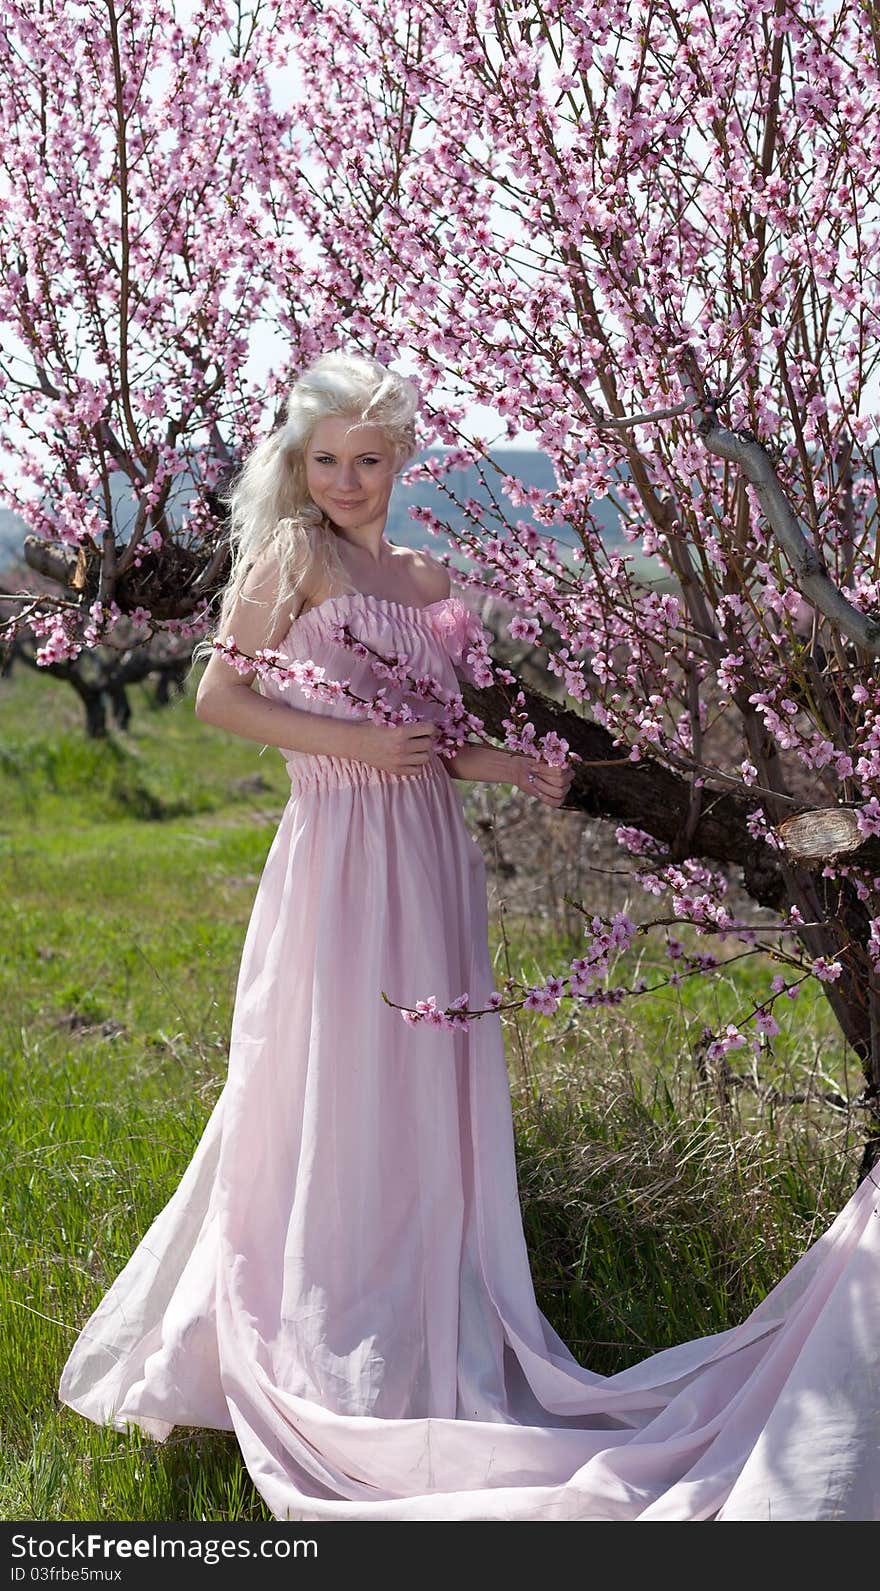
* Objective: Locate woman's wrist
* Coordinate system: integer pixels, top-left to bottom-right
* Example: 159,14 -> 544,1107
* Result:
443,743 -> 524,785
512,753 -> 537,793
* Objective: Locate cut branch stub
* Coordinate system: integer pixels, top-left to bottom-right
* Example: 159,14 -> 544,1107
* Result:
777,808 -> 880,871
23,535 -> 78,587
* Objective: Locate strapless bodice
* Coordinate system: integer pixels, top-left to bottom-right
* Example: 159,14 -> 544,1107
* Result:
257,590 -> 486,793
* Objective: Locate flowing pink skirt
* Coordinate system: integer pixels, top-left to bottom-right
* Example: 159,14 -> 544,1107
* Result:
59,756 -> 880,1520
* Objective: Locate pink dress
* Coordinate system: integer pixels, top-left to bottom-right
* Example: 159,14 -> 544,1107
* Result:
58,591 -> 880,1520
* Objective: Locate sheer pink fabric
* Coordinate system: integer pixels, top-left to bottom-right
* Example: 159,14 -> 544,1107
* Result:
59,593 -> 880,1520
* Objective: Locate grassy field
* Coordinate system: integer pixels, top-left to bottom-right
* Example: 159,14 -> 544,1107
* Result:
0,659 -> 864,1522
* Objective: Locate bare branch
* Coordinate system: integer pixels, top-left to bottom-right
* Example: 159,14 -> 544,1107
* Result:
589,398 -> 699,430
678,360 -> 880,653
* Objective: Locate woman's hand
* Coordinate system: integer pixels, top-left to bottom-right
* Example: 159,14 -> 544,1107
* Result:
514,756 -> 575,808
352,719 -> 441,776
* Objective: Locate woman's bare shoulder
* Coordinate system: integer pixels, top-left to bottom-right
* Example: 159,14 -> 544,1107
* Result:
239,545 -> 284,602
394,546 -> 451,602
241,547 -> 323,622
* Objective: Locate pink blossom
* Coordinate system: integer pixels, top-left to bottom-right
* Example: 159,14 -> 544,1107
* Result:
856,799 -> 880,839
706,1024 -> 747,1062
754,1009 -> 780,1038
509,614 -> 541,643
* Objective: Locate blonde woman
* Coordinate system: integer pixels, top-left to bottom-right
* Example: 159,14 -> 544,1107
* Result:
59,350 -> 880,1522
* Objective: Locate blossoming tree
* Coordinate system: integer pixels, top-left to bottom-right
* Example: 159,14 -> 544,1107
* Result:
0,0 -> 350,656
2,0 -> 879,1170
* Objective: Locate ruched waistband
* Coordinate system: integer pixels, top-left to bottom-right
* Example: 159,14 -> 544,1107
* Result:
284,749 -> 450,795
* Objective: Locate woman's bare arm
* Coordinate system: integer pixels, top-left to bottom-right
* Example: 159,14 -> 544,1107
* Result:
442,743 -> 574,808
442,745 -> 523,783
194,553 -> 354,754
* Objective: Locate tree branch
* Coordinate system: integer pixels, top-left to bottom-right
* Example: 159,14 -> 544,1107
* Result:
678,356 -> 880,653
462,676 -> 787,909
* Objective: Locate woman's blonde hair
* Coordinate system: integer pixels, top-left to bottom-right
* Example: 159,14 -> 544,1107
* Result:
191,348 -> 420,663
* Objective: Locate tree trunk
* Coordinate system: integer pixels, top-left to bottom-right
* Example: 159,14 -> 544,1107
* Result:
108,682 -> 131,731
776,806 -> 880,1180
74,679 -> 109,738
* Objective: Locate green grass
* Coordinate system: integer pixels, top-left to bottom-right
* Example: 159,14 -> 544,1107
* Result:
0,659 -> 865,1521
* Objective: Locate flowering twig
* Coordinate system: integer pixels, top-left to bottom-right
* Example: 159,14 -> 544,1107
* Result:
212,623 -> 575,766
389,904 -> 848,1053
213,630 -> 477,749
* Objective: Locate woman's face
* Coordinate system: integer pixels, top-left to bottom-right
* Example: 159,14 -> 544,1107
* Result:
305,416 -> 398,536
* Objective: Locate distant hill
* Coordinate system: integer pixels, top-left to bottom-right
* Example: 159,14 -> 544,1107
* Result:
0,509 -> 26,561
387,449 -> 625,555
0,449 -> 639,572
